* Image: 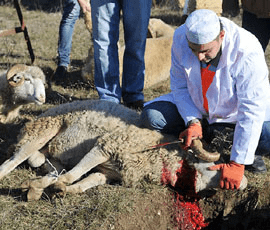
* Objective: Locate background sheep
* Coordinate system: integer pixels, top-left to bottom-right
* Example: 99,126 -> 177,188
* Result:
81,18 -> 175,89
152,0 -> 223,16
147,18 -> 175,38
181,0 -> 222,16
0,64 -> 46,123
0,100 -> 247,201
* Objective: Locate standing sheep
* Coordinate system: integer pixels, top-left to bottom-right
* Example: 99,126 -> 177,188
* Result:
0,64 -> 46,123
0,100 -> 247,201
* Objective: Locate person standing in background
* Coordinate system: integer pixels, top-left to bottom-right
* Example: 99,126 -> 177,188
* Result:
242,0 -> 270,52
90,0 -> 152,110
52,0 -> 91,85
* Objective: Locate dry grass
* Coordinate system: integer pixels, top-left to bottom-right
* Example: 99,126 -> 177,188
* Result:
0,3 -> 270,230
0,5 -> 178,230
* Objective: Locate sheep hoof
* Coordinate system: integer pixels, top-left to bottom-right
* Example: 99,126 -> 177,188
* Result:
27,187 -> 44,201
51,182 -> 67,198
21,179 -> 31,192
191,139 -> 220,162
21,179 -> 44,201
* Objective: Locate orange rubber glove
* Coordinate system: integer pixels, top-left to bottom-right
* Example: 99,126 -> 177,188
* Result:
208,161 -> 245,190
179,122 -> 202,149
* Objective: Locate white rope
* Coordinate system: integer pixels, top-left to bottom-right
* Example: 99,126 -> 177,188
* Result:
46,158 -> 66,178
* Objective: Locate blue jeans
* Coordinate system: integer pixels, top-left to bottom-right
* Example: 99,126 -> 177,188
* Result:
141,101 -> 270,155
91,0 -> 152,104
58,0 -> 81,67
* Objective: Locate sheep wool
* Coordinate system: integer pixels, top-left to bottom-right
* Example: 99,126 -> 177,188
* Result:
0,100 -> 247,201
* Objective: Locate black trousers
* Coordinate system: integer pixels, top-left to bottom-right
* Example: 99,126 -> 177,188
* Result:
242,10 -> 270,52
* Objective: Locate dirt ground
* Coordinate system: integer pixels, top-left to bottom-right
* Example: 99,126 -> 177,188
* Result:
0,1 -> 270,229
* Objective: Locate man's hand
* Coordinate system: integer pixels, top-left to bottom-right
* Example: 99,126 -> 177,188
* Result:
208,161 -> 245,190
78,0 -> 91,13
179,121 -> 202,149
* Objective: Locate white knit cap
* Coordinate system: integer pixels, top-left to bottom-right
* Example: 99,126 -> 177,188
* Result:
185,9 -> 220,44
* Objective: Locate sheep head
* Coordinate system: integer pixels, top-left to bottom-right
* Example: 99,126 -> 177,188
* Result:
7,64 -> 46,106
6,64 -> 28,87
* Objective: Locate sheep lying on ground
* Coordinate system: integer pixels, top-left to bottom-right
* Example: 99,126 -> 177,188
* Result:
152,1 -> 222,16
0,64 -> 46,123
147,18 -> 175,38
0,100 -> 247,201
178,0 -> 222,23
81,18 -> 175,89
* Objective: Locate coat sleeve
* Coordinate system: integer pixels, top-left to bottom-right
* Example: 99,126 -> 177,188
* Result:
170,38 -> 203,125
230,51 -> 269,165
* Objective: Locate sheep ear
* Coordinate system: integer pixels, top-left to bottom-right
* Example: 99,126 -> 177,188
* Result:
7,64 -> 28,87
147,26 -> 155,38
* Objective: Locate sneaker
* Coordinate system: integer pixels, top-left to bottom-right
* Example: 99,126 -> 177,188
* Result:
246,155 -> 267,174
125,100 -> 144,111
52,66 -> 67,85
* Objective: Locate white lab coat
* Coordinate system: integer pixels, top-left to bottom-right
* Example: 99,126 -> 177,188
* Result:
146,17 -> 270,165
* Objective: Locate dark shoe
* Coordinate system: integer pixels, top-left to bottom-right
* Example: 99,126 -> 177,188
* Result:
246,155 -> 267,174
181,14 -> 188,25
125,100 -> 144,111
52,66 -> 67,85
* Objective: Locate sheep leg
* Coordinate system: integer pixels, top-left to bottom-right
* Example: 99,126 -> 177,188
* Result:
21,145 -> 109,200
21,156 -> 66,201
27,150 -> 46,168
21,174 -> 58,201
0,143 -> 41,180
66,172 -> 107,193
0,125 -> 60,180
3,106 -> 21,123
57,145 -> 109,185
53,172 -> 107,196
